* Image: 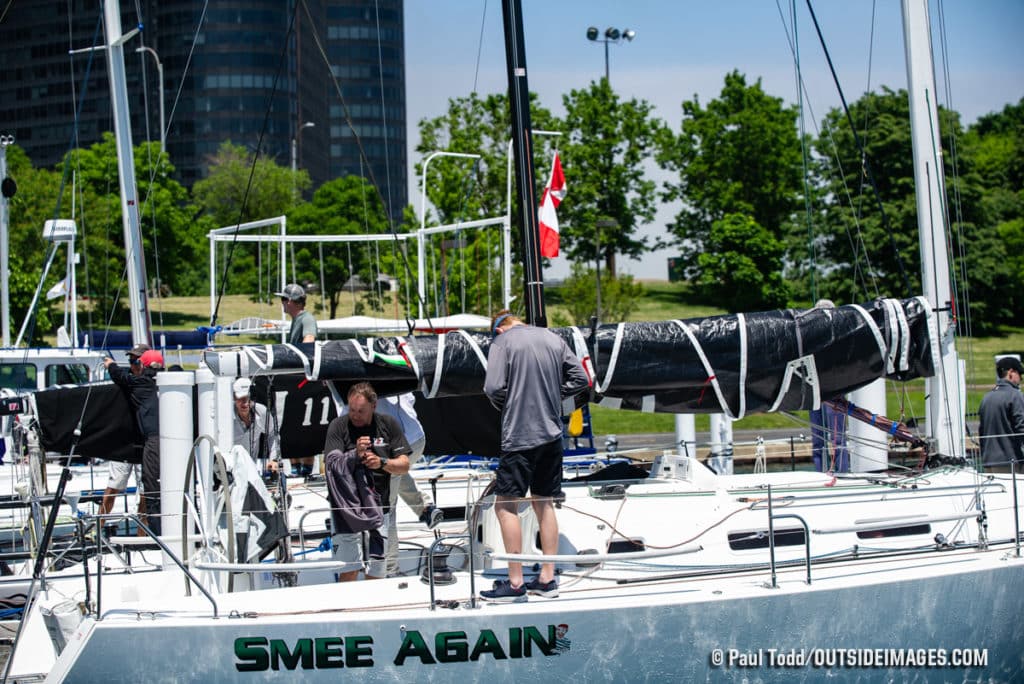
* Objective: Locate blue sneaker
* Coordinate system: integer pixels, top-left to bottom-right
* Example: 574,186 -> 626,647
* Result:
480,579 -> 527,603
525,577 -> 559,598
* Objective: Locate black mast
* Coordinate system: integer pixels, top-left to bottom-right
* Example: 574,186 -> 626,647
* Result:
500,0 -> 546,327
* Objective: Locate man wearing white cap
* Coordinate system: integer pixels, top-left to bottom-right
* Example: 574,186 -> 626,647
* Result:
232,378 -> 281,472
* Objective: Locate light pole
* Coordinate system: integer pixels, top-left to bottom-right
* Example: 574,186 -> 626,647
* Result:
135,46 -> 165,154
585,26 -> 635,83
0,134 -> 15,347
586,27 -> 633,323
291,121 -> 316,197
418,151 -> 480,319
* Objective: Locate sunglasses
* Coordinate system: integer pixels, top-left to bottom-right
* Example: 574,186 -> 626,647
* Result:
129,357 -> 140,365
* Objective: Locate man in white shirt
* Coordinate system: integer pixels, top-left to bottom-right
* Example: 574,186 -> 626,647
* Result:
232,378 -> 281,470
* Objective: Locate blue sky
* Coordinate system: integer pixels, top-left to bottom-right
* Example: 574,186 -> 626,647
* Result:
404,1 -> 1024,280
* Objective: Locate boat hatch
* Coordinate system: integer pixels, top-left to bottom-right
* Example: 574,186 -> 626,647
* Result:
855,523 -> 931,539
728,527 -> 806,550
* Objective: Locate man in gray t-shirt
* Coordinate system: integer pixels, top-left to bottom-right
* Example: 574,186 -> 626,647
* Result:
481,310 -> 589,602
275,283 -> 318,475
276,283 -> 318,345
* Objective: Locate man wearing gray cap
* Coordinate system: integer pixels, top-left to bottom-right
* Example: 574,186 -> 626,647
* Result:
275,283 -> 318,476
978,356 -> 1024,472
275,283 -> 317,345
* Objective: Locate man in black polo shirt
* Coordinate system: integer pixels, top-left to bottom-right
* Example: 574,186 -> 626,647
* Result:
323,382 -> 411,581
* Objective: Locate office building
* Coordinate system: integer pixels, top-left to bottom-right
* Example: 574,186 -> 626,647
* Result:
0,1 -> 406,219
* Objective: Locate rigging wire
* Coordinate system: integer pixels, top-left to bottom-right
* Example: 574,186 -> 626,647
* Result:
804,0 -> 914,299
933,0 -> 976,409
774,1 -> 882,304
472,0 -> 489,93
784,0 -> 819,301
211,2 -> 297,328
297,0 -> 421,323
16,11 -> 104,350
373,0 -> 395,224
775,2 -> 931,442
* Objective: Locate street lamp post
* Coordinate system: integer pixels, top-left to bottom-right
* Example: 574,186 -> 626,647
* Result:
291,121 -> 316,196
585,26 -> 635,83
585,27 -> 633,325
135,46 -> 165,154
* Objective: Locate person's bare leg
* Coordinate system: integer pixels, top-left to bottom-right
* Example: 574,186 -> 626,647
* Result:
98,487 -> 120,517
338,570 -> 360,582
495,496 -> 523,587
531,498 -> 558,584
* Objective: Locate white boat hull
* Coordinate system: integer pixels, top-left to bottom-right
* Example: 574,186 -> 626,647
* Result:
17,545 -> 1023,682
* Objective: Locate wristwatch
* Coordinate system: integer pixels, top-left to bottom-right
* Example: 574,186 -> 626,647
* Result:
378,455 -> 389,471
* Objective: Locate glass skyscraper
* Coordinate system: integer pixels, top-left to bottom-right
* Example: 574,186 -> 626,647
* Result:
0,0 -> 406,218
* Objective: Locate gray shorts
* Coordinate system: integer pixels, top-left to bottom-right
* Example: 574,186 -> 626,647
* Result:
331,511 -> 392,578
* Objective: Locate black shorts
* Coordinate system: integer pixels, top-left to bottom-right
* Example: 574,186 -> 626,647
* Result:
494,439 -> 563,498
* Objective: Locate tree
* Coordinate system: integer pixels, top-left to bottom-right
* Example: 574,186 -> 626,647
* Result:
415,92 -> 559,316
193,141 -> 307,227
4,136 -> 201,338
416,92 -> 558,224
550,263 -> 644,327
195,141 -> 308,303
561,80 -> 666,276
964,97 -> 1024,325
56,134 -> 204,319
696,213 -> 788,311
657,70 -> 802,309
2,144 -> 59,343
810,88 -> 1010,331
288,176 -> 392,319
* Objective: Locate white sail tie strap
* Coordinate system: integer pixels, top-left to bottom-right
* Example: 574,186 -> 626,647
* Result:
880,298 -> 900,374
459,329 -> 489,369
919,295 -> 942,376
395,336 -> 422,389
347,338 -> 376,363
767,355 -> 819,413
670,317 -> 745,420
891,298 -> 913,372
423,329 -> 488,399
849,304 -> 888,374
311,340 -> 324,379
568,326 -> 594,387
594,322 -> 625,395
279,343 -> 313,379
238,345 -> 273,375
425,332 -> 448,399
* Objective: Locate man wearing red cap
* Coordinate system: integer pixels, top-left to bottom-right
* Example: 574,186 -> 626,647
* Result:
105,345 -> 165,534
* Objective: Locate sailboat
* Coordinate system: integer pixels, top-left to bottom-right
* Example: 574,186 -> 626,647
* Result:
5,0 -> 1023,680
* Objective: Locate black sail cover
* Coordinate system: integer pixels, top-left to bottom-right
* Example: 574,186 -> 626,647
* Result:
32,298 -> 934,460
207,297 -> 935,419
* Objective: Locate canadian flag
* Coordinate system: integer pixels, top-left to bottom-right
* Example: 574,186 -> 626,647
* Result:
538,153 -> 565,258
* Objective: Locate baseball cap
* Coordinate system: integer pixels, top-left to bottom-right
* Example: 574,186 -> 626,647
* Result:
996,356 -> 1023,374
139,349 -> 164,369
127,343 -> 151,358
275,283 -> 306,301
233,377 -> 252,398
